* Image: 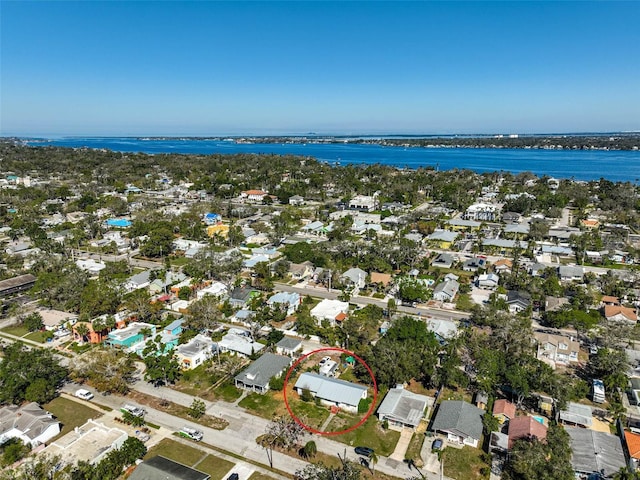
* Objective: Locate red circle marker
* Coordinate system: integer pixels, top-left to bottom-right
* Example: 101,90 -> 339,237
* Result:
283,347 -> 378,435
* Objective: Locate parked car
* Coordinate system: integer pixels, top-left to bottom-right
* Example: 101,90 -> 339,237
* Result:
121,404 -> 145,417
178,426 -> 203,442
432,439 -> 443,451
74,389 -> 94,401
319,356 -> 332,365
354,446 -> 374,457
227,474 -> 239,480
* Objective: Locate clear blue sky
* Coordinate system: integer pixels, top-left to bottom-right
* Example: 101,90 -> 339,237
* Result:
1,1 -> 639,136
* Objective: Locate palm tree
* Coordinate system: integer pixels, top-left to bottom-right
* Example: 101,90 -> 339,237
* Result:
369,451 -> 378,474
75,323 -> 89,343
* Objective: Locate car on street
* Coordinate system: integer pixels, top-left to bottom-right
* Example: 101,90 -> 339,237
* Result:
354,446 -> 374,457
74,389 -> 94,400
227,474 -> 239,480
432,439 -> 443,451
121,404 -> 145,417
178,426 -> 203,442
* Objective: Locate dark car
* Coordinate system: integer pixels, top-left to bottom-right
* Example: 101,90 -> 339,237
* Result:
227,474 -> 239,480
354,446 -> 374,457
432,439 -> 443,451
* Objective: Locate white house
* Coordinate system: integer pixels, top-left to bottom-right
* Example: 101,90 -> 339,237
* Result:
76,258 -> 106,275
340,267 -> 367,290
310,299 -> 349,326
240,190 -> 268,203
217,332 -> 265,357
463,203 -> 499,221
0,402 -> 61,447
432,280 -> 459,302
477,273 -> 499,289
267,291 -> 301,316
175,334 -> 215,370
196,282 -> 228,301
534,332 -> 580,369
294,372 -> 368,413
349,195 -> 377,212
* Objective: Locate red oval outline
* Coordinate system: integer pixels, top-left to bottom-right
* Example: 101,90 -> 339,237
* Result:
283,347 -> 378,436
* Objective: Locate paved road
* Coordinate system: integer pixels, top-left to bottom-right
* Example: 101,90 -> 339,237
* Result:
274,282 -> 471,321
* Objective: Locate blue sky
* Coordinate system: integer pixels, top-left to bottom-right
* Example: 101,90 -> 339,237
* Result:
1,1 -> 639,136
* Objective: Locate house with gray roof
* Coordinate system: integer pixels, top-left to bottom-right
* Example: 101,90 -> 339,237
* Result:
295,372 -> 368,413
377,386 -> 431,429
275,336 -> 303,357
175,334 -> 214,370
432,279 -> 459,302
0,402 -> 60,447
217,332 -> 264,357
506,290 -> 532,313
504,222 -> 530,235
566,428 -> 626,478
129,456 -> 210,480
429,400 -> 484,448
267,291 -> 301,316
427,230 -> 459,244
558,265 -> 585,282
432,253 -> 456,269
340,268 -> 367,290
234,353 -> 291,394
559,402 -> 593,428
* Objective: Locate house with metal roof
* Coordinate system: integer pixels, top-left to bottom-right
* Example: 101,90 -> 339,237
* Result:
432,253 -> 456,269
559,402 -> 593,428
377,386 -> 431,429
217,332 -> 265,358
432,279 -> 459,302
128,456 -> 210,480
267,291 -> 301,316
566,428 -> 626,478
234,353 -> 291,394
427,230 -> 459,249
294,373 -> 368,413
430,400 -> 484,448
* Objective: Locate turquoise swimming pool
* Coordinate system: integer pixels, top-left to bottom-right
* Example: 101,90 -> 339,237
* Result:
106,218 -> 131,227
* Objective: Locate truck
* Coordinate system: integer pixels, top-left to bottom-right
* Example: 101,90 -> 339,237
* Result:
592,379 -> 606,403
121,404 -> 146,417
178,426 -> 203,442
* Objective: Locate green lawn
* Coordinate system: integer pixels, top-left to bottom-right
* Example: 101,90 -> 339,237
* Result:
194,455 -> 235,480
145,438 -> 205,466
43,396 -> 103,441
249,473 -> 279,480
1,325 -> 29,337
25,331 -> 49,343
288,399 -> 330,429
174,365 -> 216,396
214,382 -> 243,402
238,392 -> 281,418
442,446 -> 490,480
404,433 -> 426,464
326,412 -> 400,457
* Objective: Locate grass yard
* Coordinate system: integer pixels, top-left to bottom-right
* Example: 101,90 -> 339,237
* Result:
1,325 -> 29,337
174,366 -> 216,396
214,382 -> 243,402
145,438 -> 205,466
43,396 -> 103,441
442,446 -> 490,480
439,387 -> 473,403
288,399 -> 330,429
404,433 -> 426,465
193,454 -> 235,480
326,412 -> 400,457
238,392 -> 283,418
249,472 -> 279,480
25,331 -> 49,343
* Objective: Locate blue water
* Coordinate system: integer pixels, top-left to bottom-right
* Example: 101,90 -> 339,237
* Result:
27,137 -> 640,182
105,218 -> 131,227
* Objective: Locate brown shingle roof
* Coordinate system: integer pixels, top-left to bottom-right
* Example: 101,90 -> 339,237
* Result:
492,399 -> 516,420
508,416 -> 548,449
604,305 -> 637,321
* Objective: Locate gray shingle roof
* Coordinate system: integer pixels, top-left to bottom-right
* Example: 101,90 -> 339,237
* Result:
566,428 -> 626,477
276,336 -> 302,351
430,400 -> 484,441
295,373 -> 367,408
234,353 -> 291,389
377,387 -> 429,427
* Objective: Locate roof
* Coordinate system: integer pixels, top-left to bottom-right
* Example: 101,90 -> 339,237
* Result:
558,265 -> 584,278
447,218 -> 481,228
625,431 -> 640,459
494,259 -> 513,268
176,334 -> 214,357
566,428 -> 626,477
534,332 -> 579,353
377,387 -> 429,427
234,353 -> 291,389
507,416 -> 547,448
295,373 -> 367,408
559,402 -> 593,427
0,274 -> 36,293
601,295 -> 620,304
341,268 -> 367,285
128,456 -> 210,480
268,291 -> 300,305
427,230 -> 458,242
0,402 -> 59,441
276,336 -> 302,351
433,253 -> 455,266
433,280 -> 459,299
230,286 -> 258,302
430,400 -> 484,441
218,333 -> 265,356
605,305 -> 638,321
243,190 -> 267,196
493,399 -> 516,419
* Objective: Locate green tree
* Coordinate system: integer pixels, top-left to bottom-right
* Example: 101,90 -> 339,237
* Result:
142,336 -> 182,386
70,347 -> 136,394
22,312 -> 43,332
1,438 -> 31,467
296,459 -> 361,480
121,410 -> 145,427
188,398 -> 206,419
301,440 -> 317,459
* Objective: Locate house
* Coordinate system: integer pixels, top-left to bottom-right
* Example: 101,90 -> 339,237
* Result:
128,456 -> 210,480
229,286 -> 260,308
504,222 -> 530,235
463,202 -> 498,221
477,273 -> 499,289
426,230 -> 458,249
125,270 -> 151,292
492,399 -> 516,424
507,416 -> 547,449
601,295 -> 621,307
310,299 -> 349,326
0,402 -> 60,447
430,400 -> 484,448
106,322 -> 156,350
233,309 -> 255,326
447,218 -> 481,231
175,334 -> 214,370
558,265 -> 584,282
207,224 -> 229,238
217,332 -> 265,357
76,258 -> 107,275
275,336 -> 303,357
341,267 -> 367,290
240,190 -> 268,203
349,195 -> 377,212
432,253 -> 456,269
234,353 -> 291,394
196,282 -> 228,300
243,254 -> 270,269
426,319 -> 458,344
289,261 -> 314,280
545,296 -> 569,312
432,280 -> 459,302
46,419 -> 127,466
404,232 -> 423,243
566,429 -> 626,478
604,305 -> 638,323
624,431 -> 640,469
482,238 -> 524,251
289,195 -> 305,206
506,290 -> 531,313
462,257 -> 486,272
0,274 -> 36,297
528,262 -> 547,277
294,372 -> 368,413
203,212 -> 222,225
377,386 -> 430,429
267,291 -> 301,316
559,402 -> 593,428
39,309 -> 78,331
502,212 -> 522,224
475,391 -> 489,410
534,332 -> 580,368
493,258 -> 513,274
319,360 -> 339,377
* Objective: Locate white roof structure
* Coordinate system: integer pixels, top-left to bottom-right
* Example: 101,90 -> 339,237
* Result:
295,372 -> 367,408
377,386 -> 430,428
196,282 -> 228,299
310,299 -> 349,323
217,333 -> 265,357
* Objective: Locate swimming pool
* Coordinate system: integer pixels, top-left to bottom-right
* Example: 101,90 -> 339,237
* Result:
106,218 -> 131,227
532,416 -> 546,425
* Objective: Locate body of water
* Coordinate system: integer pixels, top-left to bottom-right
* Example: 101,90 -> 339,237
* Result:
27,137 -> 640,182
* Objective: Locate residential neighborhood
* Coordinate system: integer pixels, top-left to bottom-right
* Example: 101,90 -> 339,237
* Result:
1,141 -> 640,479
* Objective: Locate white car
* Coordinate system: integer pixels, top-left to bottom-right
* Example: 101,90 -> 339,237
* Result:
75,389 -> 94,400
121,404 -> 146,417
